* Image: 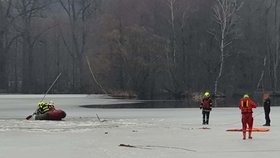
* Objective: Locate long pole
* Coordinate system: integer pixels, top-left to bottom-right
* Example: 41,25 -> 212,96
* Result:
40,72 -> 62,102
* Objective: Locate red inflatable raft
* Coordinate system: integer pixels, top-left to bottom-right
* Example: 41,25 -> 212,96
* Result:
35,109 -> 66,120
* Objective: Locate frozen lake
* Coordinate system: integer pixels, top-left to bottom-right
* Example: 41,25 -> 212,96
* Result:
0,94 -> 279,158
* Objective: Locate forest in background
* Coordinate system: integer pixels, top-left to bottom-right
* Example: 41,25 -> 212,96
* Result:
0,0 -> 280,102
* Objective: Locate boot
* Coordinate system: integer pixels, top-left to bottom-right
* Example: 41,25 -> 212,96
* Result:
243,132 -> 246,140
203,120 -> 206,125
249,131 -> 252,139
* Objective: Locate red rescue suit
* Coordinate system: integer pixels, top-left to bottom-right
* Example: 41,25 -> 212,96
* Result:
239,98 -> 257,138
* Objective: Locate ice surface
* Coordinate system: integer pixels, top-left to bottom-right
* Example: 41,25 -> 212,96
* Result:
0,94 -> 279,158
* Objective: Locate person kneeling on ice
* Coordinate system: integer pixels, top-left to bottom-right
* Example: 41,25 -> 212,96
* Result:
48,100 -> 56,111
36,101 -> 51,114
239,94 -> 257,140
200,91 -> 213,125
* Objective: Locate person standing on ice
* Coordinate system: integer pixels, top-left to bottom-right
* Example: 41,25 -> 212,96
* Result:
263,93 -> 271,126
200,91 -> 213,125
239,94 -> 257,140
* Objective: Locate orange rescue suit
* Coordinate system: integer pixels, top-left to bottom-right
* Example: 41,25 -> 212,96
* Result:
239,98 -> 257,133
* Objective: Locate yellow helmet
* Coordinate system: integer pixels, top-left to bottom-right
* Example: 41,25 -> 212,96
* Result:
204,92 -> 210,97
243,94 -> 249,98
49,100 -> 54,105
38,101 -> 45,107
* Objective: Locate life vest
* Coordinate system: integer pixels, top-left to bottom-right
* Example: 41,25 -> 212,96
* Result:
39,103 -> 50,114
240,98 -> 255,113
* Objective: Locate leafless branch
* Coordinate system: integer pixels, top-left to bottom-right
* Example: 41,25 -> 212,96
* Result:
224,41 -> 232,48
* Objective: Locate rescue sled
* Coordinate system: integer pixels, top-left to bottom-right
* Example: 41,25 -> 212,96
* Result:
226,127 -> 269,132
35,109 -> 66,120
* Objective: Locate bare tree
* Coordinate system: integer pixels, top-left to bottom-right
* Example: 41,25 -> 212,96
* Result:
167,0 -> 176,63
58,0 -> 100,92
0,1 -> 8,90
210,0 -> 243,105
0,1 -> 21,91
257,1 -> 273,92
273,0 -> 279,92
163,0 -> 178,97
257,56 -> 267,90
13,0 -> 52,92
164,0 -> 193,98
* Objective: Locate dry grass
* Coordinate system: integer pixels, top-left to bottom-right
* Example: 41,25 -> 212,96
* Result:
109,90 -> 137,98
192,92 -> 203,102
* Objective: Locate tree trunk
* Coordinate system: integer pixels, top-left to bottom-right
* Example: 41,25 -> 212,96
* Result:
274,0 -> 279,91
214,27 -> 225,105
168,0 -> 176,63
0,31 -> 7,90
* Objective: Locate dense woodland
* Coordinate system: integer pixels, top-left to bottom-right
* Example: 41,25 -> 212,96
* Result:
0,0 -> 280,101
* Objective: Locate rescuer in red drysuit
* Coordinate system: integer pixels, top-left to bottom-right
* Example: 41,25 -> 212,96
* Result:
200,91 -> 213,125
239,94 -> 257,140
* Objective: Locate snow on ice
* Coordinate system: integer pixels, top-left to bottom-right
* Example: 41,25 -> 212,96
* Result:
0,94 -> 279,158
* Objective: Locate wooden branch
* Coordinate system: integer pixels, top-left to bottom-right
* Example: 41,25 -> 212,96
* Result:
31,24 -> 57,48
19,1 -> 51,18
4,34 -> 21,52
59,0 -> 71,17
257,56 -> 267,89
207,30 -> 219,41
224,41 -> 232,48
213,6 -> 222,22
59,26 -> 74,58
78,3 -> 91,18
86,56 -> 108,94
5,0 -> 12,17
